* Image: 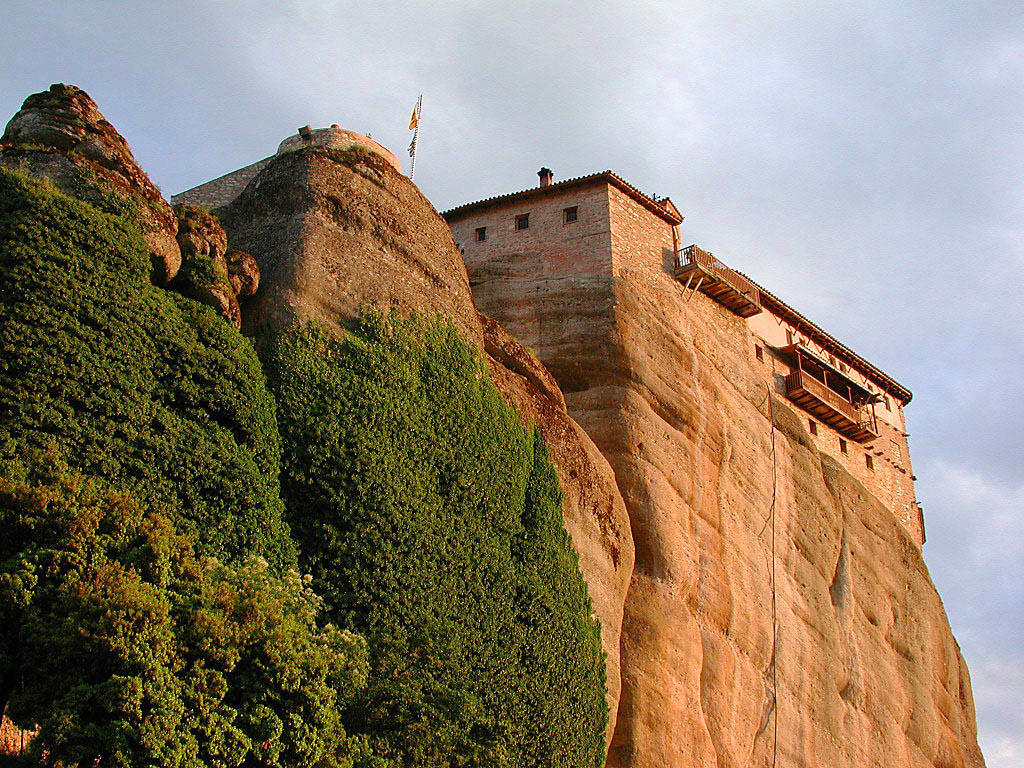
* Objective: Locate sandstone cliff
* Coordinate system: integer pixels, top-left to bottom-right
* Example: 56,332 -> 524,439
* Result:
215,143 -> 635,739
467,234 -> 985,767
2,82 -> 984,768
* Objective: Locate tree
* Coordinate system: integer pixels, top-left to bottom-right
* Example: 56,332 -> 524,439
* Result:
0,461 -> 375,768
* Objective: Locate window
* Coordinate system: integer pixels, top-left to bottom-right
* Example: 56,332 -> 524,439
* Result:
839,362 -> 848,373
892,441 -> 902,462
786,330 -> 794,345
515,214 -> 530,230
563,205 -> 578,223
475,226 -> 487,242
839,438 -> 848,455
809,419 -> 818,436
755,345 -> 764,362
865,454 -> 874,471
883,395 -> 891,411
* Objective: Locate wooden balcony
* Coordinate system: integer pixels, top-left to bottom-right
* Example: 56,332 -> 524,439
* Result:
674,244 -> 762,317
785,370 -> 879,442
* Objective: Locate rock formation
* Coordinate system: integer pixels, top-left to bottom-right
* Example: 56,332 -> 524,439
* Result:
466,231 -> 986,767
0,86 -> 260,330
0,83 -> 985,767
216,142 -> 636,740
0,84 -> 180,284
172,204 -> 259,328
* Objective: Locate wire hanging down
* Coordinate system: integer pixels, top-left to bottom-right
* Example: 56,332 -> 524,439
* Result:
757,382 -> 780,768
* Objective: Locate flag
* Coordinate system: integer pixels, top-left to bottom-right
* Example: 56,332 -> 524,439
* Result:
408,101 -> 420,130
408,136 -> 417,157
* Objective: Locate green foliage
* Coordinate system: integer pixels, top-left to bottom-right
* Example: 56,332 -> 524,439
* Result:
0,168 -> 294,569
264,314 -> 608,768
0,461 -> 374,768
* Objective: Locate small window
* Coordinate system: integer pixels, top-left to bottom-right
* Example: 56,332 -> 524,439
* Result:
786,330 -> 794,345
883,395 -> 891,411
475,226 -> 487,242
755,345 -> 764,362
892,441 -> 902,462
839,438 -> 848,455
515,214 -> 530,231
839,362 -> 848,372
563,206 -> 578,223
865,454 -> 874,471
809,419 -> 818,436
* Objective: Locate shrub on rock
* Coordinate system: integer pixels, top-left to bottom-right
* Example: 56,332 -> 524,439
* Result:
0,168 -> 293,569
264,314 -> 608,768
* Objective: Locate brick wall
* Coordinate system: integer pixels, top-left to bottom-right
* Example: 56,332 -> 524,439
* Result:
451,181 -> 617,393
607,184 -> 677,277
453,181 -> 613,278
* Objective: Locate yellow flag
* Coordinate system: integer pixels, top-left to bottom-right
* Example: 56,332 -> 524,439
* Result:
409,103 -> 420,130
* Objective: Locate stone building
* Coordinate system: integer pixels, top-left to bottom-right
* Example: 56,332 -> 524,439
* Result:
173,125 -> 402,210
445,168 -> 924,545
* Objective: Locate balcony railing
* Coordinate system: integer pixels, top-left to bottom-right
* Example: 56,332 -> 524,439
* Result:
785,370 -> 878,442
674,245 -> 762,317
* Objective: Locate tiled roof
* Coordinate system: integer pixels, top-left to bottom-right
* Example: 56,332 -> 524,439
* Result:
739,271 -> 914,404
442,170 -> 683,225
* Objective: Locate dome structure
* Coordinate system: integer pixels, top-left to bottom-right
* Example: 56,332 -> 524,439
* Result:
277,125 -> 402,172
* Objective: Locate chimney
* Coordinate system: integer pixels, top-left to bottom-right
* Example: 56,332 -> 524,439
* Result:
298,125 -> 313,140
538,167 -> 553,188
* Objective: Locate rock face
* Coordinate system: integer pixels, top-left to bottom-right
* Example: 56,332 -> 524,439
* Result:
172,204 -> 259,328
466,237 -> 986,767
0,84 -> 180,284
217,144 -> 636,739
0,85 -> 260,331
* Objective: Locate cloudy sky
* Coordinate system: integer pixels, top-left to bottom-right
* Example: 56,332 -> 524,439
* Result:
3,1 -> 1021,763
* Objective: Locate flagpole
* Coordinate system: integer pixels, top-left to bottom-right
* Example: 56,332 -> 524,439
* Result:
409,94 -> 422,182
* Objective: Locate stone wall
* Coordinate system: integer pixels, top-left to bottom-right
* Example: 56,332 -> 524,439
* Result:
173,157 -> 273,210
173,126 -> 402,211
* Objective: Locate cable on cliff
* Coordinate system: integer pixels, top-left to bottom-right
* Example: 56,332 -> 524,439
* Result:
758,382 -> 779,768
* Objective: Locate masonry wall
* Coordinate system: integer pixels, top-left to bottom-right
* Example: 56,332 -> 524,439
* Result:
451,182 -> 618,393
457,181 -> 922,545
607,184 -> 678,277
172,157 -> 273,210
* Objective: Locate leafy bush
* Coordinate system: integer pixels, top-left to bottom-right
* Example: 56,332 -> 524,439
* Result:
0,461 -> 375,768
264,315 -> 608,768
0,169 -> 293,569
